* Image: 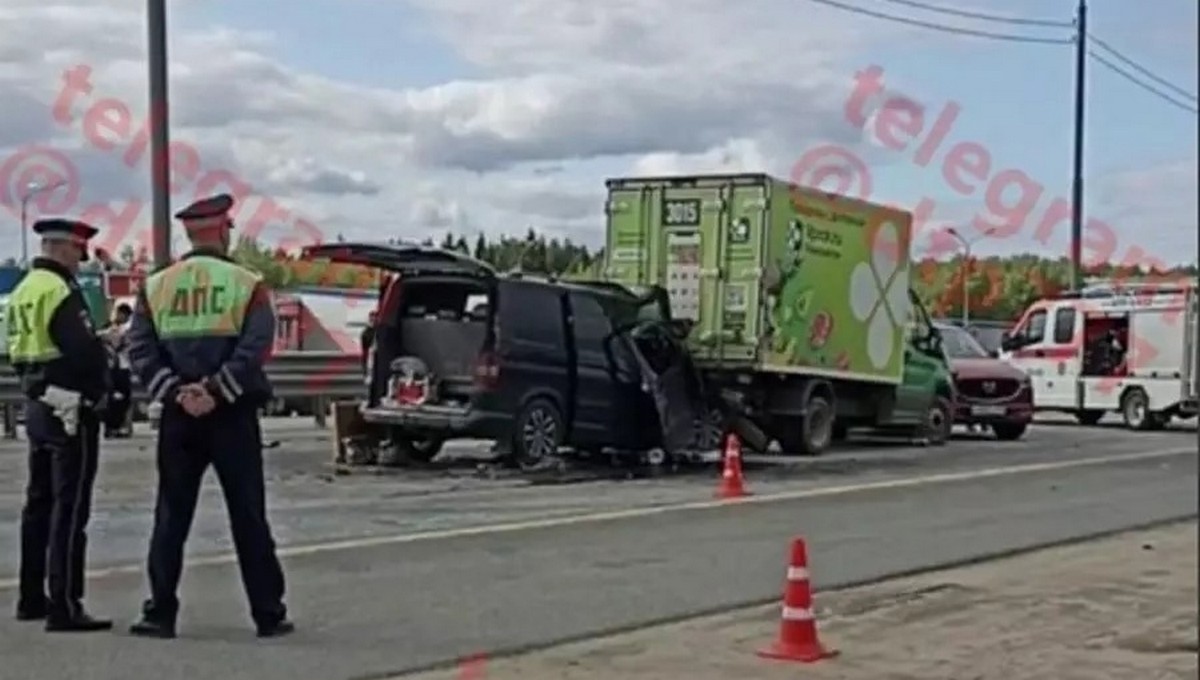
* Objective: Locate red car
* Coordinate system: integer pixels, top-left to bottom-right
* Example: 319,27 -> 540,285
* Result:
934,322 -> 1033,440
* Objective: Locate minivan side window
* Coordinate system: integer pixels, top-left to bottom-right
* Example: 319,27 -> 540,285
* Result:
568,293 -> 613,342
1052,307 -> 1076,344
503,283 -> 565,347
1023,309 -> 1047,344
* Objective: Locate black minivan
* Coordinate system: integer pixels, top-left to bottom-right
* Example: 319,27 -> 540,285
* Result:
303,242 -> 702,469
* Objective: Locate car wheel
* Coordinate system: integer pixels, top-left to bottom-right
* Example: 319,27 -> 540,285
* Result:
778,393 -> 835,456
1075,409 -> 1104,426
922,396 -> 952,446
512,398 -> 564,470
992,422 -> 1027,441
1120,388 -> 1152,431
693,407 -> 728,451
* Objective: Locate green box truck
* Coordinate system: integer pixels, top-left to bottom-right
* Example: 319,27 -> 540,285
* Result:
603,173 -> 955,455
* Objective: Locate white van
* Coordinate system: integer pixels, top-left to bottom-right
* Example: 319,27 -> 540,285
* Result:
999,280 -> 1198,430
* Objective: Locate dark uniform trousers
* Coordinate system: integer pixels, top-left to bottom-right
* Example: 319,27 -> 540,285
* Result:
146,399 -> 286,626
19,401 -> 101,613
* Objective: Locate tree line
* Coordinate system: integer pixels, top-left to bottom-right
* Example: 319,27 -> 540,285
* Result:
8,231 -> 1191,323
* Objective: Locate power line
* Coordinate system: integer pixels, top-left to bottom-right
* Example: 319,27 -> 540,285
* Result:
1087,33 -> 1198,103
807,0 -> 1073,44
876,0 -> 1072,28
1088,50 -> 1199,115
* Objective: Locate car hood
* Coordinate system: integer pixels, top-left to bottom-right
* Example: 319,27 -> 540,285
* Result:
949,357 -> 1028,380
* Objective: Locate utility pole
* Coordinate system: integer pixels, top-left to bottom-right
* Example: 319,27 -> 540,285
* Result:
147,0 -> 171,268
1069,0 -> 1087,291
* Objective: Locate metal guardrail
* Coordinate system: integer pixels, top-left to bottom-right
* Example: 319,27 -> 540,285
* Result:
0,351 -> 365,403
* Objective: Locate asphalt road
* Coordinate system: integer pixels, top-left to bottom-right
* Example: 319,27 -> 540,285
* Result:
0,418 -> 1195,680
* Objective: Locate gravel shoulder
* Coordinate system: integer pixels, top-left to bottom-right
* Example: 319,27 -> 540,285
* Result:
400,522 -> 1199,680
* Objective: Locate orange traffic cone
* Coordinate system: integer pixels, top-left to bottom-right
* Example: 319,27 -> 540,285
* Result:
716,433 -> 749,499
758,538 -> 837,663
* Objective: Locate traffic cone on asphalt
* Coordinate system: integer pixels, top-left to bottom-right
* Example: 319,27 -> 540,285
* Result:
758,538 -> 837,663
716,433 -> 749,499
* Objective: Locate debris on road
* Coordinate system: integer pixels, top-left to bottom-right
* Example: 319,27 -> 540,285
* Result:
397,522 -> 1198,680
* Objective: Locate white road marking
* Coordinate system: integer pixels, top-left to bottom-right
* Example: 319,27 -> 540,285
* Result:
0,447 -> 1192,591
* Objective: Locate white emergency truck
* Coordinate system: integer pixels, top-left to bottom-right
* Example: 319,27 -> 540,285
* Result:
999,280 -> 1198,430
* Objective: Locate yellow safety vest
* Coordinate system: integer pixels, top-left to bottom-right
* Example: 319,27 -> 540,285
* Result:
6,269 -> 72,363
144,255 -> 260,339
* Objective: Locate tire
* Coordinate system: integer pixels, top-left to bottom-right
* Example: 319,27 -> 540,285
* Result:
1075,409 -> 1105,426
511,398 -> 564,470
922,396 -> 952,446
693,407 -> 728,451
778,393 -> 835,456
390,432 -> 445,463
992,422 -> 1027,441
1120,388 -> 1153,431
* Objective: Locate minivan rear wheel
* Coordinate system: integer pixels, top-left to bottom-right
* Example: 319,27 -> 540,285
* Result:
511,398 -> 564,470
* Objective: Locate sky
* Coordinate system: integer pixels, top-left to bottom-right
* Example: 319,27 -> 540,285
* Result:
0,0 -> 1196,267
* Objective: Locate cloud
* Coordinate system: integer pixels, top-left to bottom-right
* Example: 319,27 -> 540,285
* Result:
0,0 -> 1193,266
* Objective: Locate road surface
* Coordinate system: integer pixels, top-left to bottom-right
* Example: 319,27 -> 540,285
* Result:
0,418 -> 1195,679
398,522 -> 1198,680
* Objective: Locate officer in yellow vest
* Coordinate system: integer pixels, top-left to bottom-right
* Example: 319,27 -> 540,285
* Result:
8,219 -> 112,632
126,194 -> 292,639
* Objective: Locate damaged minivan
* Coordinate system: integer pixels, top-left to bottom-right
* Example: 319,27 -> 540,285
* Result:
303,243 -> 706,469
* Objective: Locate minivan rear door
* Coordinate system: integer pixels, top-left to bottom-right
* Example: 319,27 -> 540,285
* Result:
303,242 -> 496,407
302,242 -> 496,279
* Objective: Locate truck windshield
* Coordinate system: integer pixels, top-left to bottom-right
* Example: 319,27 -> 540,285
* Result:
939,325 -> 990,359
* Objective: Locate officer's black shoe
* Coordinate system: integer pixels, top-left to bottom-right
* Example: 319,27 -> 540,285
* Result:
129,617 -> 177,639
256,619 -> 295,638
45,610 -> 113,633
16,597 -> 49,621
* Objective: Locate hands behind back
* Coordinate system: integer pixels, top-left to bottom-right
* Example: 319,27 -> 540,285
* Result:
176,382 -> 216,417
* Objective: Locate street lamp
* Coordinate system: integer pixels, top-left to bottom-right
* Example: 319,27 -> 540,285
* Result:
945,226 -> 996,326
19,180 -> 68,268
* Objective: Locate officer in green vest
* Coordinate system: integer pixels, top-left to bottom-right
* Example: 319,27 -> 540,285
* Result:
126,193 -> 292,639
8,219 -> 112,632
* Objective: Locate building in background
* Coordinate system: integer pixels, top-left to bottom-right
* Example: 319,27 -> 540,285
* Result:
271,286 -> 374,354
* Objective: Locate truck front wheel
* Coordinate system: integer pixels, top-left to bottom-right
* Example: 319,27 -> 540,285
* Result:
922,396 -> 952,446
777,393 -> 835,456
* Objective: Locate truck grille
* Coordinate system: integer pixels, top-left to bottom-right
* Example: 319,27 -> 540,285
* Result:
958,378 -> 1021,401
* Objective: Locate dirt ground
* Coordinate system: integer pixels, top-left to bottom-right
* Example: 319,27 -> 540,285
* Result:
402,522 -> 1199,680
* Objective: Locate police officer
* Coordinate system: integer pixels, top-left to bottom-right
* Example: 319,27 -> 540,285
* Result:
126,194 -> 293,639
101,303 -> 134,437
8,219 -> 112,632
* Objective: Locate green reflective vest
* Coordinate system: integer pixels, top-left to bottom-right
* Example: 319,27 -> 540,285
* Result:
6,269 -> 72,363
144,255 -> 261,339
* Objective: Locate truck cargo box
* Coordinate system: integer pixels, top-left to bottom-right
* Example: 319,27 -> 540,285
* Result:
604,173 -> 914,386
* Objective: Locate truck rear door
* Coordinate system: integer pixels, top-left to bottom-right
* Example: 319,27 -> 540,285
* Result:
605,178 -> 767,364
